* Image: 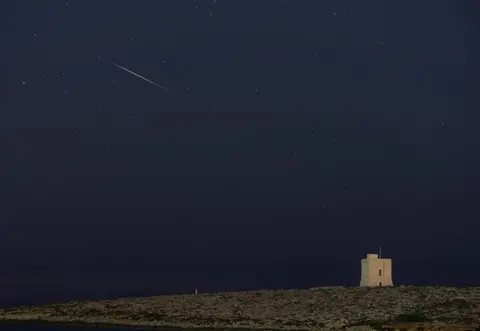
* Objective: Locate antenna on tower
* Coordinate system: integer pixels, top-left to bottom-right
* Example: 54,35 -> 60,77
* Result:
379,245 -> 382,258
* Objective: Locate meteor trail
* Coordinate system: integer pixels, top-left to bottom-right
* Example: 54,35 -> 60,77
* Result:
108,60 -> 175,95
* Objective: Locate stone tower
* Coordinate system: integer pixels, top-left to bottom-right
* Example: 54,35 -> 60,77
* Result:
360,253 -> 393,287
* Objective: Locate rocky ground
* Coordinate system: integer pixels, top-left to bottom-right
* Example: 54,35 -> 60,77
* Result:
0,286 -> 480,330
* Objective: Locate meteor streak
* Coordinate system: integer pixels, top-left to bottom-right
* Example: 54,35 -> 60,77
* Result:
108,60 -> 175,95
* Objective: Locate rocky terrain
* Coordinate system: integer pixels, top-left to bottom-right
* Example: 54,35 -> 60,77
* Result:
0,286 -> 480,330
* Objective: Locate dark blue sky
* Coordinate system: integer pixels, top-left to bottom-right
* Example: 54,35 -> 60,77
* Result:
1,0 -> 479,304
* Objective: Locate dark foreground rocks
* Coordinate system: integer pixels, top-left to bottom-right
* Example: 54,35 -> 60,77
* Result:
1,286 -> 480,330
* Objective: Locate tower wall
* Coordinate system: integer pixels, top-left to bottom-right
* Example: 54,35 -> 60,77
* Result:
360,254 -> 393,287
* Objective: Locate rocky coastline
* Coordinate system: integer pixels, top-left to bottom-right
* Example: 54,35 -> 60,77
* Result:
0,286 -> 479,330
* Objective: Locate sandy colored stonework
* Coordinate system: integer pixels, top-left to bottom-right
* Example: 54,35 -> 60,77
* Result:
1,286 -> 480,330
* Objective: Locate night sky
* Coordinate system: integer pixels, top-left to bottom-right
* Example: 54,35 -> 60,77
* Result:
1,0 -> 479,304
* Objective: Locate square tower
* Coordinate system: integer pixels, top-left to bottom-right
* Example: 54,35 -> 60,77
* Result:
360,254 -> 393,287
